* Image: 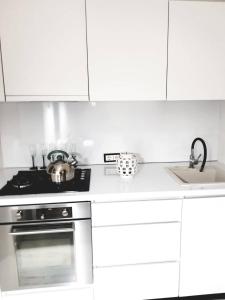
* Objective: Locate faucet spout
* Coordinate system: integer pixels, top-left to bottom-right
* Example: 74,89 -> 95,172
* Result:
189,138 -> 207,172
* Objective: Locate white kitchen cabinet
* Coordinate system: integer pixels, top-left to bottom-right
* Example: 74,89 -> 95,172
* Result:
92,199 -> 181,299
92,199 -> 182,226
94,262 -> 179,300
167,0 -> 225,101
180,196 -> 225,296
86,0 -> 168,101
0,0 -> 88,101
93,223 -> 180,267
0,46 -> 5,102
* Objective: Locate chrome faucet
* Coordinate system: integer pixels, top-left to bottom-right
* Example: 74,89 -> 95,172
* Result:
189,138 -> 207,172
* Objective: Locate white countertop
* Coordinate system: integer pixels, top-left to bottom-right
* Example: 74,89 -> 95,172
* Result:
1,162 -> 225,206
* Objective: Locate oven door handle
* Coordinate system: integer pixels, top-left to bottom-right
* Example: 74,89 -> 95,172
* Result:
9,226 -> 74,236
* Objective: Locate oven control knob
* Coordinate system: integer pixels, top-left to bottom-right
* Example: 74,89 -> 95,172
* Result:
62,208 -> 69,217
16,210 -> 22,220
40,214 -> 45,220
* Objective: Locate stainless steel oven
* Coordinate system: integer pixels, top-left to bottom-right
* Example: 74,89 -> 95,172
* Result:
0,202 -> 93,292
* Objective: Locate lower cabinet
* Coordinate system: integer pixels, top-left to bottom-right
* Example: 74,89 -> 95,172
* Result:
180,197 -> 225,297
92,199 -> 182,300
93,262 -> 179,300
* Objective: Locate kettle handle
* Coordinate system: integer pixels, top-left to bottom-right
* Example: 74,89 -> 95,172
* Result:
47,150 -> 69,161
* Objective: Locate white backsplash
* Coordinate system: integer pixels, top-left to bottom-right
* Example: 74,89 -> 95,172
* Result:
0,101 -> 220,168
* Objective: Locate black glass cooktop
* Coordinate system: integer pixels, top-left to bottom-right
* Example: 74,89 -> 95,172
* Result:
0,168 -> 91,196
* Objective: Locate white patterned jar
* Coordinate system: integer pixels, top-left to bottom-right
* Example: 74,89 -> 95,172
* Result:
116,152 -> 138,177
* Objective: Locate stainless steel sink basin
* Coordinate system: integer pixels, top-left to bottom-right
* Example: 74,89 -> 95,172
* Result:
168,165 -> 225,184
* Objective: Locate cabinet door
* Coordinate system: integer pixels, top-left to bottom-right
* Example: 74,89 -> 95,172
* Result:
0,0 -> 88,101
86,0 -> 168,101
0,45 -> 5,102
168,1 -> 225,101
94,262 -> 179,300
180,197 -> 225,296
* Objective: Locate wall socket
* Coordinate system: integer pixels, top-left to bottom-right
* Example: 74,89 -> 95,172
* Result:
104,166 -> 117,175
104,153 -> 120,163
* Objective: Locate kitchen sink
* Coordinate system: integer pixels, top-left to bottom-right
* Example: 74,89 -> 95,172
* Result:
168,165 -> 225,184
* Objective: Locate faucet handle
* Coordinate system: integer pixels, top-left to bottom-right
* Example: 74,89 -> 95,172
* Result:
189,153 -> 201,168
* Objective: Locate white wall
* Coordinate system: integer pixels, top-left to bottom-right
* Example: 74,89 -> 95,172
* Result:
0,101 -> 220,168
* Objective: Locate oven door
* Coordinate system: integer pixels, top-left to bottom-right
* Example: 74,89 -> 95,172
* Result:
0,219 -> 92,291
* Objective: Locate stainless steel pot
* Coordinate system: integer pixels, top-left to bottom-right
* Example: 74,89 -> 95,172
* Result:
47,150 -> 77,184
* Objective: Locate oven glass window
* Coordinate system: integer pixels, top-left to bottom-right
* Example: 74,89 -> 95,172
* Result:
13,223 -> 75,287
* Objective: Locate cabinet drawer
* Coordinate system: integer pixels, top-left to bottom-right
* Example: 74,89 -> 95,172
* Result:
94,262 -> 179,300
92,199 -> 182,226
92,223 -> 180,267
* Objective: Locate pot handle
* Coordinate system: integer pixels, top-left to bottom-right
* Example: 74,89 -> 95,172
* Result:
47,150 -> 69,161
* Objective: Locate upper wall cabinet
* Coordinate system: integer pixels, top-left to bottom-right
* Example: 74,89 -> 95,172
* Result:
86,0 -> 168,101
167,0 -> 225,101
0,0 -> 88,102
0,46 -> 5,102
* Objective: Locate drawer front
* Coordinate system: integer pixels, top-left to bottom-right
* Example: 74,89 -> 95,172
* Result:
92,199 -> 182,227
94,262 -> 179,300
92,223 -> 180,267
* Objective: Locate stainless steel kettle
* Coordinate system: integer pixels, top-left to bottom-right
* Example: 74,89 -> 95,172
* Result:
47,150 -> 78,184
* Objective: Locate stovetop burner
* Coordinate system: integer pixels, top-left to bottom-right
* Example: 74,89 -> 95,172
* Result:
11,174 -> 33,189
0,168 -> 91,196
